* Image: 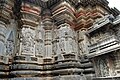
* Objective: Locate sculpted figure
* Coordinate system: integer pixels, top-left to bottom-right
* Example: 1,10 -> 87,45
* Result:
35,41 -> 44,56
21,27 -> 35,54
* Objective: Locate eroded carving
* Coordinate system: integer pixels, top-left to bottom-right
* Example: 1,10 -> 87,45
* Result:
21,27 -> 35,55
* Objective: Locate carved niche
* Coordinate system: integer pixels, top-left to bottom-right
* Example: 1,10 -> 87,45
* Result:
58,24 -> 77,54
21,27 -> 35,55
97,58 -> 109,77
35,29 -> 44,57
6,31 -> 14,56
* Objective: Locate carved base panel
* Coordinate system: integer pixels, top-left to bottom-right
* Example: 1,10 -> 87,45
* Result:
0,71 -> 9,76
93,77 -> 120,80
13,56 -> 39,64
0,64 -> 9,78
53,62 -> 81,69
85,74 -> 95,80
10,75 -> 87,80
11,77 -> 53,80
11,64 -> 42,70
0,55 -> 9,64
53,75 -> 86,80
11,56 -> 43,77
10,70 -> 41,77
54,53 -> 78,62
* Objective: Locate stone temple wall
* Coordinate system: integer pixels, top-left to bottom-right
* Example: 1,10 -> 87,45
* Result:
0,0 -> 120,80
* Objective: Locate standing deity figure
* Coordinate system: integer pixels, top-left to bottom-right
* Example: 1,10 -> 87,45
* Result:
21,27 -> 35,55
58,24 -> 77,54
35,41 -> 44,57
35,29 -> 44,57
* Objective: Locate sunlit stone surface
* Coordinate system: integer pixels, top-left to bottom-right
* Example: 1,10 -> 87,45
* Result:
0,0 -> 120,80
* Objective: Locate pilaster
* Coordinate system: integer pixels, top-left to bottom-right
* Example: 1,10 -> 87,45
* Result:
0,0 -> 14,78
11,1 -> 42,78
78,28 -> 89,55
51,1 -> 84,79
42,9 -> 53,58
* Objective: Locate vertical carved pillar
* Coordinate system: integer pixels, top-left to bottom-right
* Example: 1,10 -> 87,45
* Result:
114,50 -> 120,76
42,10 -> 53,58
78,28 -> 95,80
51,1 -> 84,80
52,26 -> 61,56
35,25 -> 45,58
58,23 -> 78,55
0,0 -> 14,78
0,0 -> 14,56
0,21 -> 6,55
41,10 -> 53,80
11,2 -> 41,78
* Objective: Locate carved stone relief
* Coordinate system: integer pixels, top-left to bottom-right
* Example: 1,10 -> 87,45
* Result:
78,29 -> 89,54
35,40 -> 44,57
6,40 -> 14,56
58,24 -> 77,54
90,28 -> 114,45
35,27 -> 45,57
97,58 -> 109,77
6,31 -> 14,57
21,27 -> 35,55
52,28 -> 61,55
0,21 -> 6,55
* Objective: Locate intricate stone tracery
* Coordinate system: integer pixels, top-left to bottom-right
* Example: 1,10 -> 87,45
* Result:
0,0 -> 120,80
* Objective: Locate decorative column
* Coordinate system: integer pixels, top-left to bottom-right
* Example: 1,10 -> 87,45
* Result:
42,9 -> 53,58
51,1 -> 84,80
58,23 -> 78,55
0,0 -> 14,78
11,1 -> 41,78
52,1 -> 78,61
35,25 -> 45,58
41,9 -> 53,80
0,21 -> 6,55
